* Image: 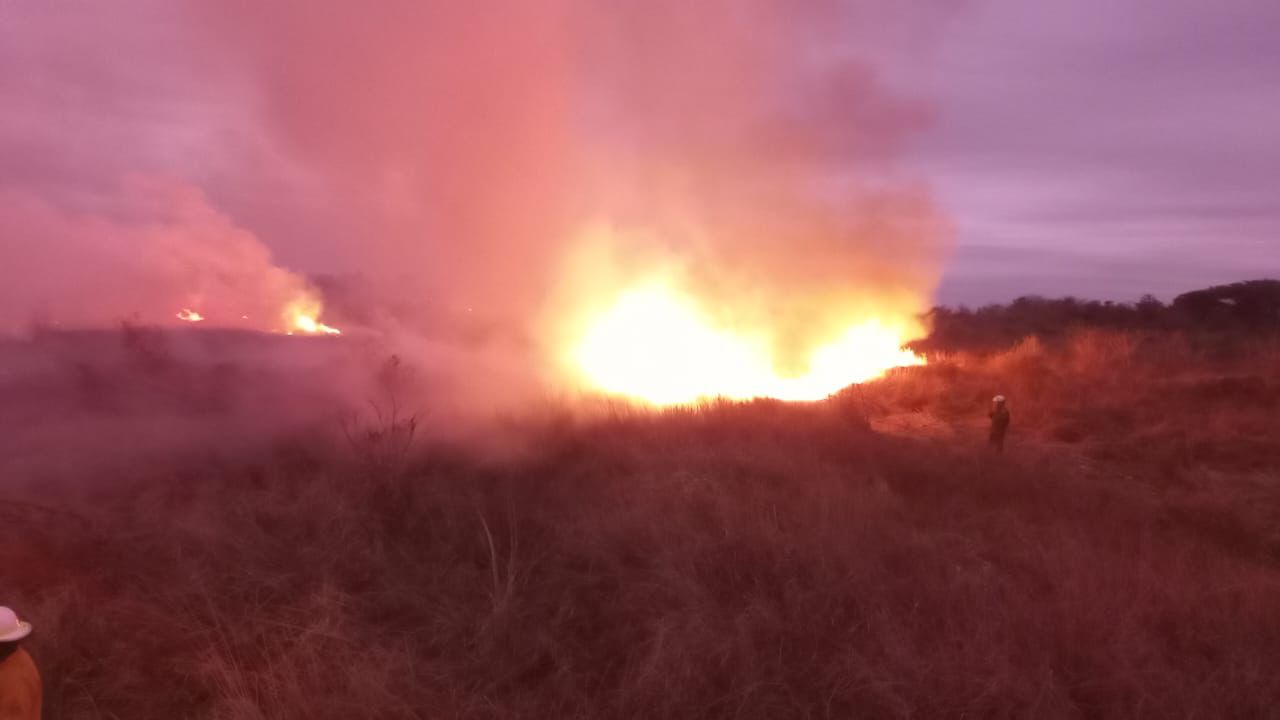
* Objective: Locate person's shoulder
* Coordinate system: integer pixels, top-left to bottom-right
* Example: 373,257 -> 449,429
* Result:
1,647 -> 38,675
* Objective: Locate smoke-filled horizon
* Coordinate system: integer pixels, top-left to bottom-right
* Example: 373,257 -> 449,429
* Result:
1,1 -> 956,405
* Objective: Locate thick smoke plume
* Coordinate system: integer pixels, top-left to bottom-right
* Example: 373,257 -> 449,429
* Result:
1,2 -> 954,413
198,1 -> 952,390
0,179 -> 318,333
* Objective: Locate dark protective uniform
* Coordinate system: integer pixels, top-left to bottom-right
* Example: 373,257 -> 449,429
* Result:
989,403 -> 1011,453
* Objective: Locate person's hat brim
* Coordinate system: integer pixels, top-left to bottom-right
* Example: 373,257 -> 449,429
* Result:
0,621 -> 31,643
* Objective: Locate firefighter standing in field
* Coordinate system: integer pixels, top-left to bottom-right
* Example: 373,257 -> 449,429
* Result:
0,607 -> 41,720
989,395 -> 1011,454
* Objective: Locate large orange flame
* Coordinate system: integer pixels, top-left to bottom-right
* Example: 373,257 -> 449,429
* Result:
570,283 -> 923,405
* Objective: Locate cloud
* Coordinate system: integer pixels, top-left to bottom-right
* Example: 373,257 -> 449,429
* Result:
912,0 -> 1280,303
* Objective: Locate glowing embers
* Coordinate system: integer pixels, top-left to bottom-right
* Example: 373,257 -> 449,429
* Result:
176,308 -> 205,323
572,284 -> 922,405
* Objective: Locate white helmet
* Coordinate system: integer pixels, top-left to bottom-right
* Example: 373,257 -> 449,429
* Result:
993,395 -> 1006,404
0,607 -> 31,643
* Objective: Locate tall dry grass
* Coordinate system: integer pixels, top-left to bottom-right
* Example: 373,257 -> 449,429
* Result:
4,329 -> 1280,718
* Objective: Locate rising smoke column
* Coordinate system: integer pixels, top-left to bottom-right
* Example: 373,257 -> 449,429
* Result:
192,2 -> 585,330
554,2 -> 951,383
193,1 -> 954,399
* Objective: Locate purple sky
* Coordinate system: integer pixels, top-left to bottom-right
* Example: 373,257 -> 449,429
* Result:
913,0 -> 1280,305
2,1 -> 1279,315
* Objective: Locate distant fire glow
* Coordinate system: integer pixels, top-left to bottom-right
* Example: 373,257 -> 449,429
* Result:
283,297 -> 341,335
170,297 -> 340,335
290,314 -> 341,335
572,284 -> 923,405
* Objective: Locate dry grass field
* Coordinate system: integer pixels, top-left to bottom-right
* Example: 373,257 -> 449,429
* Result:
3,317 -> 1280,718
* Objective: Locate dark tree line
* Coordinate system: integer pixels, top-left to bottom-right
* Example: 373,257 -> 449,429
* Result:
915,279 -> 1280,354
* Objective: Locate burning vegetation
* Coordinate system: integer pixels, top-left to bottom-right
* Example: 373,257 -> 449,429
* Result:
172,297 -> 341,337
570,282 -> 924,405
283,297 -> 342,336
